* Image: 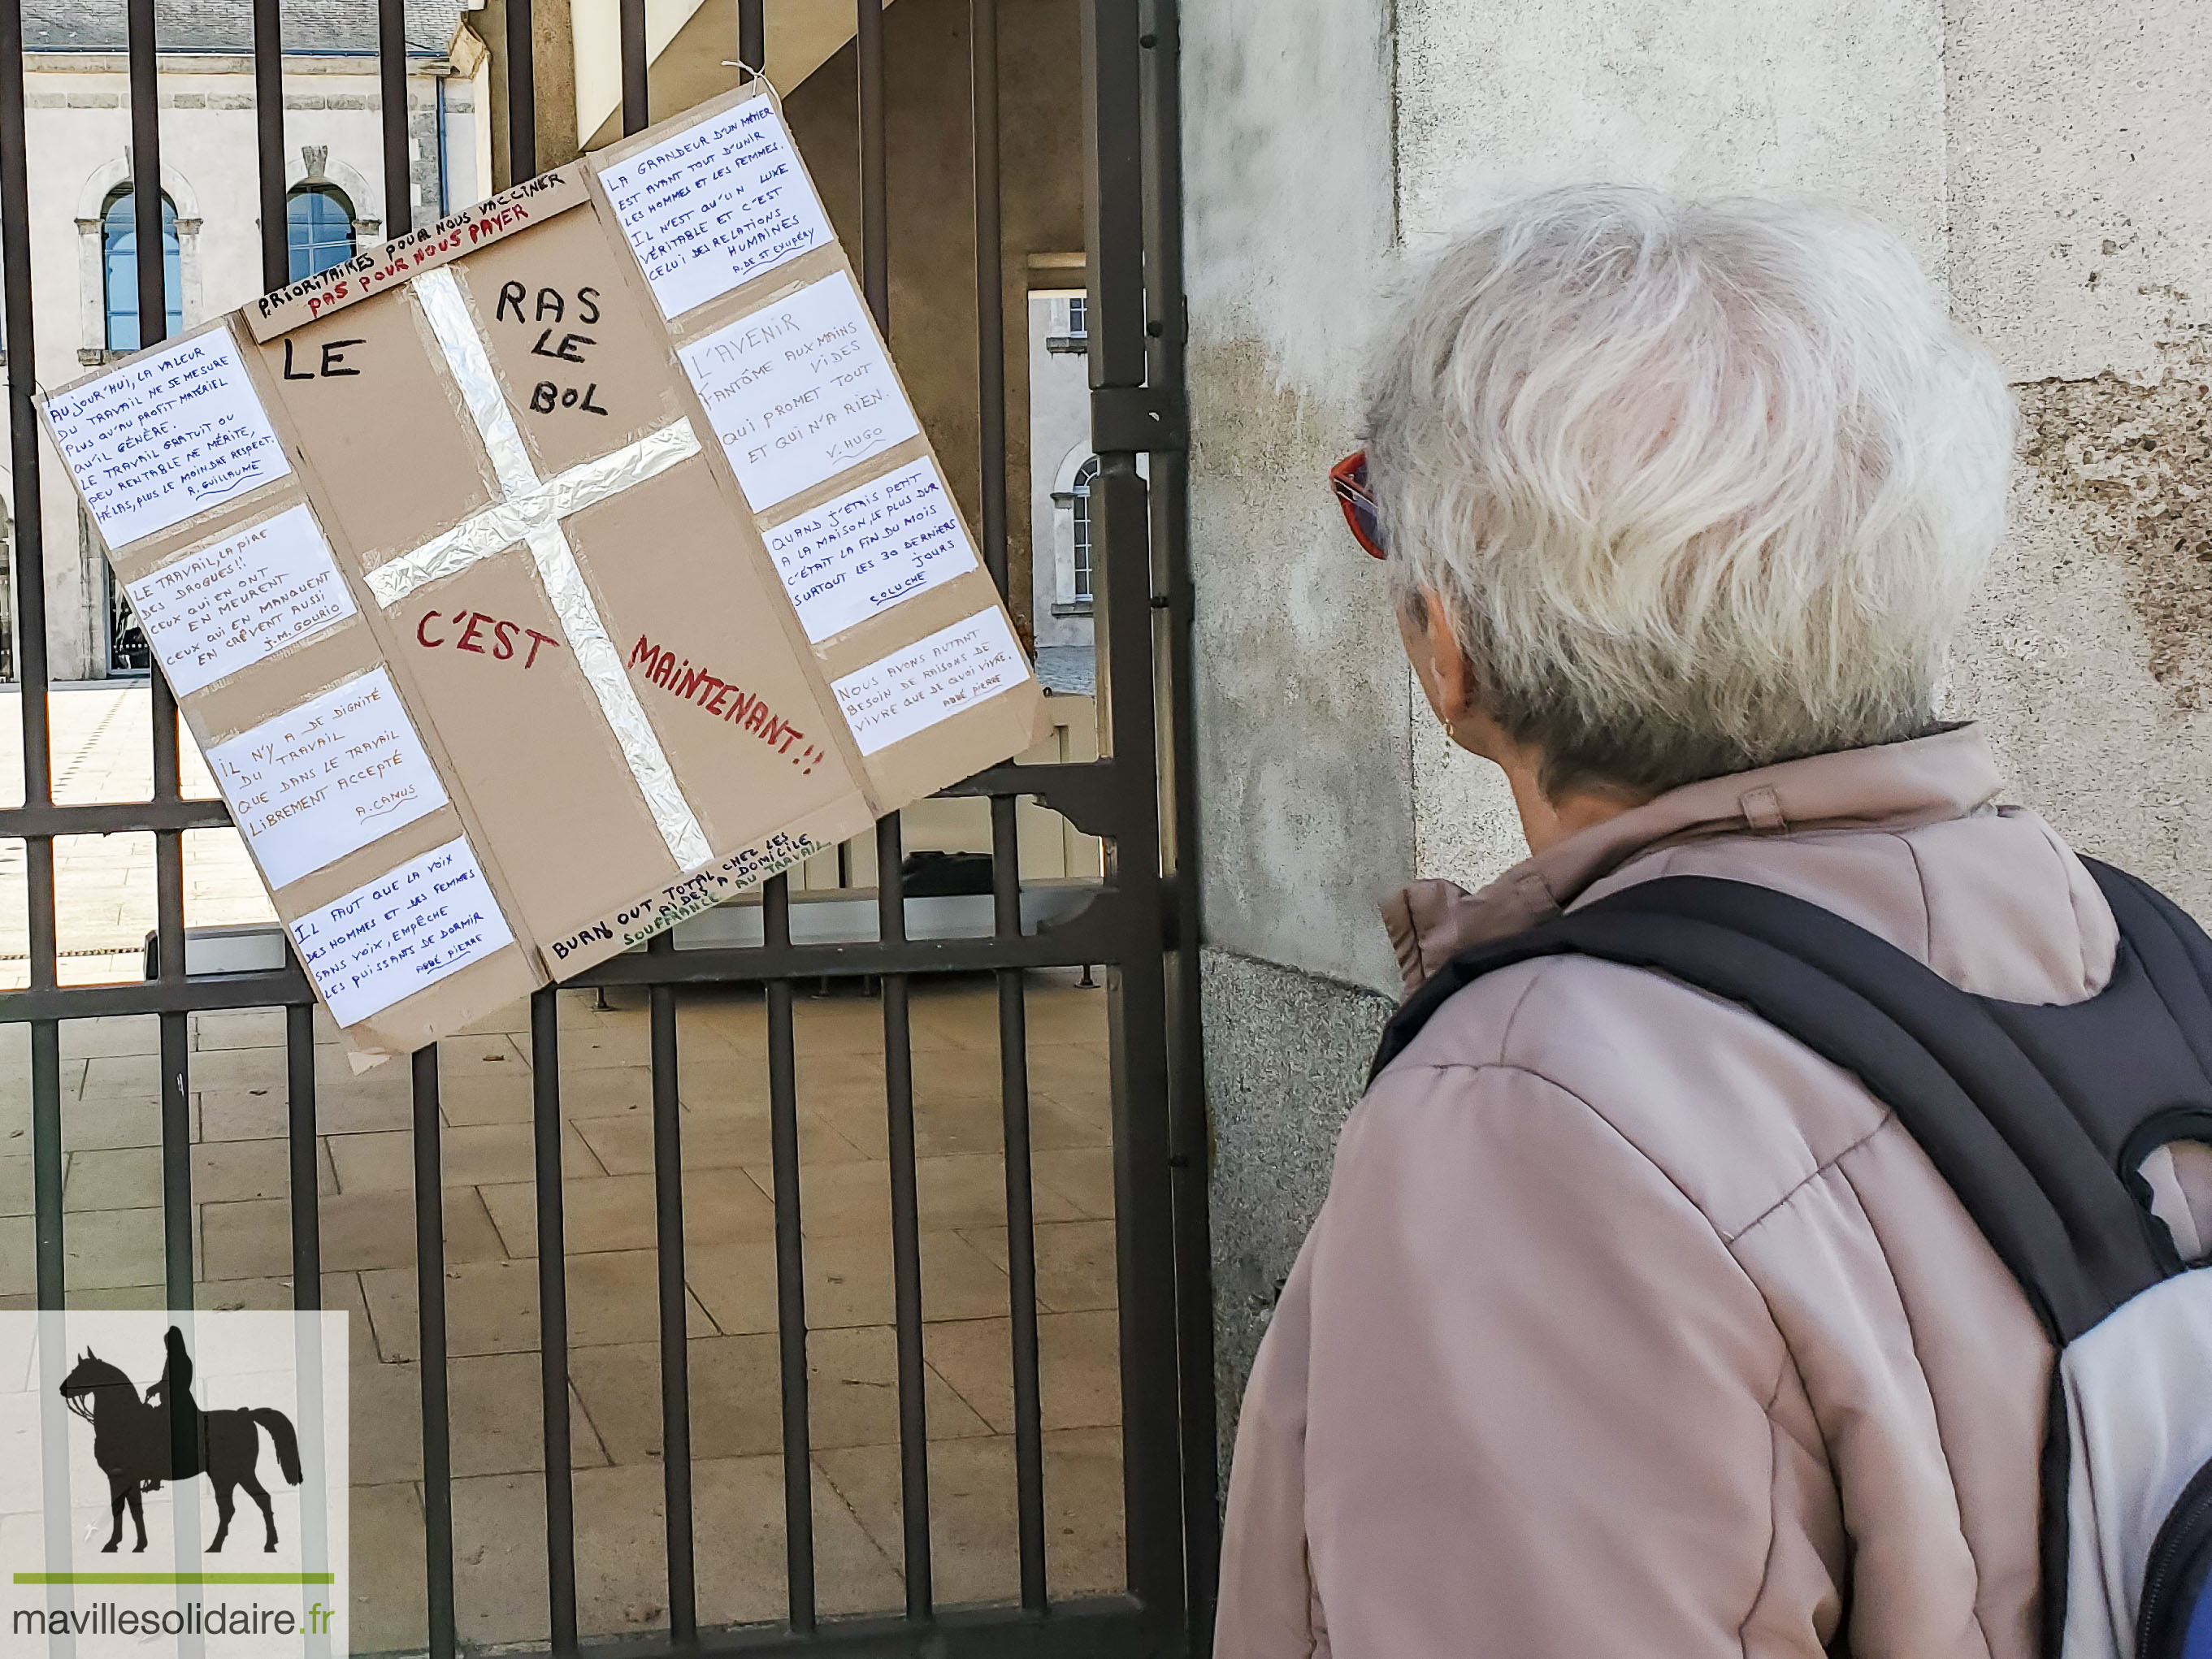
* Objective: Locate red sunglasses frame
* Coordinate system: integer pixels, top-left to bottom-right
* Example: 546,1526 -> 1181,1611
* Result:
1330,448 -> 1387,559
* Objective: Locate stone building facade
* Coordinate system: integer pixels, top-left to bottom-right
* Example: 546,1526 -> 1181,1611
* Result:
2,0 -> 481,682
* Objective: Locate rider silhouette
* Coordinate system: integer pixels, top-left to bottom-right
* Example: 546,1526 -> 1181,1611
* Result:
140,1325 -> 202,1489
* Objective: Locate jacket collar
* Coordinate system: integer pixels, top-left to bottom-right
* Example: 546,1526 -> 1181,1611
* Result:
1382,724 -> 2006,996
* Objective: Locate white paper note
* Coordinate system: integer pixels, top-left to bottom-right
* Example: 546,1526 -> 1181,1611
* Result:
763,459 -> 978,643
126,503 -> 357,695
207,667 -> 449,890
831,607 -> 1031,756
682,274 -> 922,512
288,836 -> 514,1027
601,97 -> 835,320
46,327 -> 292,548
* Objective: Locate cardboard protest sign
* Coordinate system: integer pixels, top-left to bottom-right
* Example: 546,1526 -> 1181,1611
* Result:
42,85 -> 1050,1063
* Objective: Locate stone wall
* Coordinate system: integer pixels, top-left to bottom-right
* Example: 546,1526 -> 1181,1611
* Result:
1183,0 -> 2212,1447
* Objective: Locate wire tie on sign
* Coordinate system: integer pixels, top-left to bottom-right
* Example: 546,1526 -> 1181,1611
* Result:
718,59 -> 786,111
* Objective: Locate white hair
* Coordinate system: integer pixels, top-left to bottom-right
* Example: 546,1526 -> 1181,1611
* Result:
1367,185 -> 2015,798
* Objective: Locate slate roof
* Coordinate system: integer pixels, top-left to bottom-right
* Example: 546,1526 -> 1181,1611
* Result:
24,0 -> 464,56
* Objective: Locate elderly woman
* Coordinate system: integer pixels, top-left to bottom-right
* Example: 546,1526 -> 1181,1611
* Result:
1212,188 -> 2145,1657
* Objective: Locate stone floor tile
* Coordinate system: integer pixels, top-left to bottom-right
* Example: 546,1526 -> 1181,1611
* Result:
538,1064 -> 657,1120
200,1081 -> 411,1141
906,1047 -> 1007,1102
351,1351 -> 608,1483
570,1324 -> 989,1468
1022,1044 -> 1112,1122
52,1205 -> 167,1292
814,1428 -> 1127,1609
683,1229 -> 1011,1336
59,1095 -> 193,1151
811,1093 -> 1107,1162
1032,1147 -> 1116,1220
478,1170 -> 778,1259
0,1215 -> 33,1297
432,1072 -> 533,1126
435,1033 -> 531,1073
349,1482 -> 429,1655
1014,981 -> 1112,1048
78,1137 -> 342,1210
570,1104 -> 868,1176
0,1154 -> 33,1219
922,1310 -> 1123,1435
201,1186 -> 506,1280
327,1123 -> 592,1193
58,1016 -> 163,1059
774,1156 -> 1077,1241
362,1250 -> 715,1362
190,1008 -> 294,1051
959,1218 -> 1119,1313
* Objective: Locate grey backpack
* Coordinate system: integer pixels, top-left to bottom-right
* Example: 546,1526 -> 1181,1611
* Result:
1372,860 -> 2212,1659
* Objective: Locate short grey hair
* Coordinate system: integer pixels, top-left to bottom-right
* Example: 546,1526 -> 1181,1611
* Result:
1367,185 -> 2015,799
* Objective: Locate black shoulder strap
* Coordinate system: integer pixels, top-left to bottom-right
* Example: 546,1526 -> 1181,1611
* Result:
1370,873 -> 2175,1343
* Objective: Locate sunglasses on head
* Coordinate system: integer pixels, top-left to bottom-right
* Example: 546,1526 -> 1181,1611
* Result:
1330,449 -> 1387,559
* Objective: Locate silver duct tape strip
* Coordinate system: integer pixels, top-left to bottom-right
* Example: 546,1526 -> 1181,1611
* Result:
375,265 -> 714,871
365,421 -> 700,607
527,523 -> 713,869
415,266 -> 540,500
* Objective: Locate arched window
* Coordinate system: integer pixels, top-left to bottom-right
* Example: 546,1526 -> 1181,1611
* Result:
1070,456 -> 1099,602
287,184 -> 357,280
101,188 -> 181,353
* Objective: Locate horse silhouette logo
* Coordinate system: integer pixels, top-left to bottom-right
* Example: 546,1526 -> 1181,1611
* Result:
58,1325 -> 304,1554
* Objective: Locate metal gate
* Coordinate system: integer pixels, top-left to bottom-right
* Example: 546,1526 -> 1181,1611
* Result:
0,0 -> 1212,1652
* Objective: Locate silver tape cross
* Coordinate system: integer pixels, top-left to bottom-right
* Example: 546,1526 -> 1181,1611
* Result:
373,266 -> 713,872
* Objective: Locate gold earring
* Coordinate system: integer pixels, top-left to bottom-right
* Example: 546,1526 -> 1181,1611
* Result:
1444,717 -> 1458,743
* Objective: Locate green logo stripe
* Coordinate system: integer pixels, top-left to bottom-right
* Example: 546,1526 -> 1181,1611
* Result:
12,1574 -> 336,1585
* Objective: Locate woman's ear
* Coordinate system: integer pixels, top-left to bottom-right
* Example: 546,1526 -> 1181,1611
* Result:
1422,587 -> 1480,727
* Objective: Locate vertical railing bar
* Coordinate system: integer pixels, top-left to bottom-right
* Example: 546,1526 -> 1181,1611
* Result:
413,1047 -> 457,1659
762,876 -> 817,1632
738,0 -> 764,76
1137,1 -> 1221,1640
29,1020 -> 61,1306
991,794 -> 1047,1605
253,0 -> 285,292
648,933 -> 698,1644
379,0 -> 410,236
506,0 -> 536,182
856,0 -> 887,320
620,0 -> 647,135
877,815 -> 932,1617
287,1003 -> 322,1305
159,1014 -> 191,1303
531,988 -> 579,1656
969,0 -> 1007,592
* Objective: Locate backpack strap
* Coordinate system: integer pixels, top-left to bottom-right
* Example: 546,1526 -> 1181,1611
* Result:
1369,875 -> 2166,1343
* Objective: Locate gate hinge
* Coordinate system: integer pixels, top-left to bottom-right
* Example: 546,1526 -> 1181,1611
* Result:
1091,385 -> 1188,455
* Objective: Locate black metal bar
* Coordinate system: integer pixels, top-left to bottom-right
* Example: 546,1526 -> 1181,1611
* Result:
856,0 -> 887,325
380,0 -> 410,236
507,0 -> 536,182
738,0 -> 764,75
649,934 -> 698,1644
161,1011 -> 193,1303
970,0 -> 1007,593
991,795 -> 1047,1605
763,874 -> 817,1632
620,0 -> 648,136
288,1003 -> 322,1306
531,987 -> 579,1656
0,966 -> 315,1022
29,1020 -> 61,1306
0,0 -> 52,848
254,0 -> 286,291
876,812 -> 933,1616
0,799 -> 236,837
1138,2 -> 1218,1641
128,0 -> 163,348
1082,0 -> 1147,395
414,1046 -> 458,1659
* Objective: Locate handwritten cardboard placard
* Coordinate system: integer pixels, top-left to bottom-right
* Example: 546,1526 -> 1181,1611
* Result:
681,271 -> 922,511
205,668 -> 449,889
832,609 -> 1032,755
127,503 -> 357,695
288,837 -> 514,1026
764,459 -> 978,643
39,83 -> 1049,1062
598,94 -> 835,320
47,328 -> 290,548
